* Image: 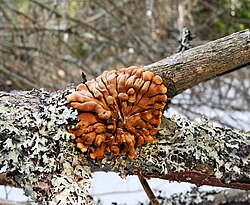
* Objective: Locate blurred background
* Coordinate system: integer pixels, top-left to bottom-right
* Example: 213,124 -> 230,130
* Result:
0,0 -> 249,204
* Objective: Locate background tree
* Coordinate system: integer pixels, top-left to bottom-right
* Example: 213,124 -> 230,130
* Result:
0,0 -> 249,130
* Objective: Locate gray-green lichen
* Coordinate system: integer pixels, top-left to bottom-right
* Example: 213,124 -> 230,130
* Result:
0,89 -> 94,204
134,115 -> 250,185
89,115 -> 249,189
1,88 -> 249,204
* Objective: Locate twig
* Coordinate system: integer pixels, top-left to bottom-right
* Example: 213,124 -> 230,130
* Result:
177,27 -> 195,52
138,173 -> 159,205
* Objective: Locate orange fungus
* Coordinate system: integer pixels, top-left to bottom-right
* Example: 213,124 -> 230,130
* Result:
67,66 -> 167,159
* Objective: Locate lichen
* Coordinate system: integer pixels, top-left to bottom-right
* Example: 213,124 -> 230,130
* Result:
0,89 -> 94,204
134,115 -> 250,184
1,88 -> 249,204
87,115 -> 249,187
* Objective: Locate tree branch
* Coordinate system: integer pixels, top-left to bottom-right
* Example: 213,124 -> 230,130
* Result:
0,30 -> 250,204
143,29 -> 250,97
91,115 -> 250,190
0,90 -> 93,204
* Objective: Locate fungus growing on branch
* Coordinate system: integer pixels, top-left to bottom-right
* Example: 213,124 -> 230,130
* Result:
67,66 -> 167,159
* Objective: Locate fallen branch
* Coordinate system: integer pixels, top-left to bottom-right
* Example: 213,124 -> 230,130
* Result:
0,89 -> 249,204
0,30 -> 250,204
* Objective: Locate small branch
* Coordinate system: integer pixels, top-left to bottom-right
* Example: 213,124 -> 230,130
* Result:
29,0 -> 121,48
177,27 -> 195,52
138,173 -> 159,205
0,198 -> 34,205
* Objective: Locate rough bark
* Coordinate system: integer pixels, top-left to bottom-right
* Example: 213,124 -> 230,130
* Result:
143,29 -> 250,97
0,30 -> 250,204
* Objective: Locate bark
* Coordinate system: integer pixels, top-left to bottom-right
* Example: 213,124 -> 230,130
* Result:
0,30 -> 250,204
143,29 -> 250,97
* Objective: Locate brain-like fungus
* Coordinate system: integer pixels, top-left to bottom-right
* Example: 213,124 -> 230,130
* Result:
67,66 -> 167,159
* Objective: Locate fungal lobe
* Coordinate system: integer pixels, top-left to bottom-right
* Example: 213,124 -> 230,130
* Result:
67,66 -> 167,160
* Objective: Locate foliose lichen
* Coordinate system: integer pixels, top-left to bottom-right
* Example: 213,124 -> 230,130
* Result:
87,114 -> 249,187
134,115 -> 250,184
0,89 -> 94,204
1,88 -> 249,204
